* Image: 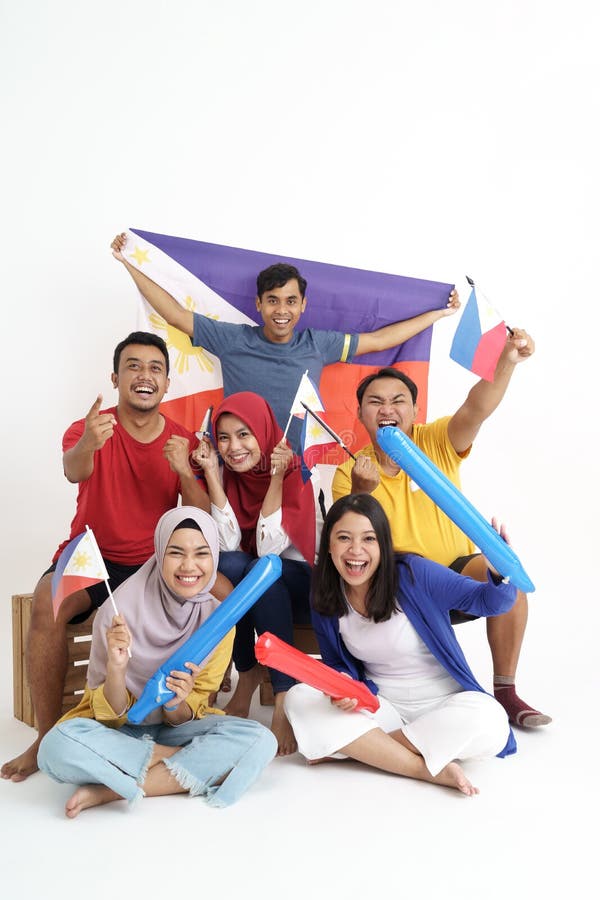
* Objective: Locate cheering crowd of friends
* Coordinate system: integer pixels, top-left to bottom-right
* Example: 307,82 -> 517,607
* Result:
1,232 -> 549,815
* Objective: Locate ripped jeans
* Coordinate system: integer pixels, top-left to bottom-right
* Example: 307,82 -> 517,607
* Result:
38,714 -> 277,808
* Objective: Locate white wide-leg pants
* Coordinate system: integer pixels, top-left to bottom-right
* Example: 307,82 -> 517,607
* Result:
285,683 -> 509,776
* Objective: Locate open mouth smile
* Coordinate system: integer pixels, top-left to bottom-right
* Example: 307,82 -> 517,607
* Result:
227,453 -> 251,465
343,559 -> 369,575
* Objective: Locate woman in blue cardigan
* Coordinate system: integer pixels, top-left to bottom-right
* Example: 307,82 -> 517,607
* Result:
284,493 -> 517,795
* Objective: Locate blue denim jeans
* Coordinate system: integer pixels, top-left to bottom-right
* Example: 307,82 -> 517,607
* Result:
217,552 -> 311,694
38,714 -> 277,808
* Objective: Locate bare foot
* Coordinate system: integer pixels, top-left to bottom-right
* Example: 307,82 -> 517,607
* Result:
224,665 -> 264,718
1,740 -> 40,782
65,784 -> 124,818
271,694 -> 297,756
433,761 -> 479,796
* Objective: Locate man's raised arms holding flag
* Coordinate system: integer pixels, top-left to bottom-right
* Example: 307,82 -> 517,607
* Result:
111,231 -> 460,453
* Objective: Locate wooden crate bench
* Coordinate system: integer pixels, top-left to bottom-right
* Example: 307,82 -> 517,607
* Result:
12,593 -> 96,727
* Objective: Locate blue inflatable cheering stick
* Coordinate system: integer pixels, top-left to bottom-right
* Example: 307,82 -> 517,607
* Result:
128,554 -> 283,724
376,426 -> 535,593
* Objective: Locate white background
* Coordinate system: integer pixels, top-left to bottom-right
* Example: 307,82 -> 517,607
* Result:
1,2 -> 598,898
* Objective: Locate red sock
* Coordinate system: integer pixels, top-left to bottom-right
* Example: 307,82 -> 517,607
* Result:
493,680 -> 552,727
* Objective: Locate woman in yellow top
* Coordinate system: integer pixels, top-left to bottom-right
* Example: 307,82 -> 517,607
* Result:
38,507 -> 276,817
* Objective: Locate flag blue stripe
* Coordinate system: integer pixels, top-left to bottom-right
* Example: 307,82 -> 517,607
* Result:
449,289 -> 481,369
51,533 -> 85,599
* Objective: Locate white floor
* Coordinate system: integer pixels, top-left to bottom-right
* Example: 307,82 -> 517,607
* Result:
1,608 -> 596,900
2,3 -> 598,896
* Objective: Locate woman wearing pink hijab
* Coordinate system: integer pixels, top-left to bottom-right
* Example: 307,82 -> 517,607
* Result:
38,507 -> 276,817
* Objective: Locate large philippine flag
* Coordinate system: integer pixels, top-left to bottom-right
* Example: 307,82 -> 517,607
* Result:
125,228 -> 452,463
51,529 -> 108,619
450,282 -> 507,381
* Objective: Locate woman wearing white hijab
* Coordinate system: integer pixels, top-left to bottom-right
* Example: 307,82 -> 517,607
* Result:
38,507 -> 277,817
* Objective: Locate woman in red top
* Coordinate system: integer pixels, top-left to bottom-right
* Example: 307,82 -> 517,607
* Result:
193,392 -> 317,756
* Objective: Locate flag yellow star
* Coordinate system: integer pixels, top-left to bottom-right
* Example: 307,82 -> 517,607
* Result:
129,246 -> 151,266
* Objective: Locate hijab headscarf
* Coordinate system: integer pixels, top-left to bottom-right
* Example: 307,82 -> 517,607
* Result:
87,506 -> 221,700
213,392 -> 316,564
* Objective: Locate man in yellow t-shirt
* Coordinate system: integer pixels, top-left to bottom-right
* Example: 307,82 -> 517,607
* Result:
332,329 -> 551,729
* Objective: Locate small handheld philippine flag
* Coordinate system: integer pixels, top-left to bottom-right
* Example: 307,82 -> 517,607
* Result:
450,278 -> 507,381
51,528 -> 109,620
300,414 -> 339,477
196,405 -> 213,443
288,372 -> 324,418
282,371 -> 326,444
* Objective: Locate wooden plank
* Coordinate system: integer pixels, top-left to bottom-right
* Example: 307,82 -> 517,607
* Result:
67,640 -> 93,664
11,595 -> 26,722
292,624 -> 320,655
64,666 -> 90,694
12,595 -> 35,727
22,595 -> 34,718
61,693 -> 85,714
21,596 -> 35,728
68,619 -> 96,639
259,679 -> 275,706
12,594 -> 96,726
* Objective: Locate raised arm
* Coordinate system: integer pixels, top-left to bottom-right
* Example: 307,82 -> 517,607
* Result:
63,395 -> 117,483
447,328 -> 535,453
111,232 -> 194,336
355,289 -> 460,355
191,439 -> 228,509
162,435 -> 211,513
261,440 -> 293,517
102,615 -> 132,717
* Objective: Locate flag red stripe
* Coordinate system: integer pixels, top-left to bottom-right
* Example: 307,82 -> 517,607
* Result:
52,575 -> 105,618
471,323 -> 507,381
303,440 -> 339,469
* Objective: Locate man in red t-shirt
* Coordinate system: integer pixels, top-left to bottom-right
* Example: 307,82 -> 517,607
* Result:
2,332 -> 221,782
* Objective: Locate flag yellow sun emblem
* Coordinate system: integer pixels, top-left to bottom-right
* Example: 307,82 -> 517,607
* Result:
149,296 -> 217,375
72,550 -> 93,571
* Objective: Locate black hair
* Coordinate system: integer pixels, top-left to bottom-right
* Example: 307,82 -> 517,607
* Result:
256,263 -> 307,299
172,518 -> 202,532
312,494 -> 399,623
356,367 -> 418,405
112,331 -> 170,375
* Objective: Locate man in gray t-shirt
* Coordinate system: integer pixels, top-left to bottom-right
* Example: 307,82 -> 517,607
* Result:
112,233 -> 459,451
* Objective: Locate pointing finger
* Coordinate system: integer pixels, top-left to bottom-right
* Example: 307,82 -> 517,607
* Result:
88,394 -> 103,416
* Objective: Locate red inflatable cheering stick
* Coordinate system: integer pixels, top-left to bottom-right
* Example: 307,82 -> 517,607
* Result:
255,632 -> 380,713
